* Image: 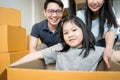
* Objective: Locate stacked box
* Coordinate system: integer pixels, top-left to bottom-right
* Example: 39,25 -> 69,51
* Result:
0,50 -> 29,80
0,50 -> 29,72
0,6 -> 29,80
0,24 -> 27,52
0,7 -> 21,26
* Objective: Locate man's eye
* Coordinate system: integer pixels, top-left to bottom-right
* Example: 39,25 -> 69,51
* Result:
49,10 -> 54,13
57,10 -> 63,13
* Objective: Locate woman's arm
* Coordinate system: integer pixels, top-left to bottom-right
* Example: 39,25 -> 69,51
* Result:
103,30 -> 115,68
10,51 -> 44,67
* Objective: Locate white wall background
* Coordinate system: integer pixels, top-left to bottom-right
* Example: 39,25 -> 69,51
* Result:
33,0 -> 46,24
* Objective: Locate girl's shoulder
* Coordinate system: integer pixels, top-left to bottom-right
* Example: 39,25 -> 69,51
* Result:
94,46 -> 105,52
49,43 -> 63,50
40,43 -> 63,54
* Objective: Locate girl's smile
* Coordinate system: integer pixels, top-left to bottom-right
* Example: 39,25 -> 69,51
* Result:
63,21 -> 83,48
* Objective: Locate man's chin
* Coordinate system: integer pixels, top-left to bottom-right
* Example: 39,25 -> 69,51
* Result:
51,23 -> 58,26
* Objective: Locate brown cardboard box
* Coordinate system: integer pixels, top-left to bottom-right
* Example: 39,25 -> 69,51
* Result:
0,7 -> 21,26
7,68 -> 120,80
5,55 -> 120,80
0,50 -> 29,80
0,50 -> 29,73
0,24 -> 27,52
0,53 -> 10,73
7,59 -> 120,80
0,69 -> 7,80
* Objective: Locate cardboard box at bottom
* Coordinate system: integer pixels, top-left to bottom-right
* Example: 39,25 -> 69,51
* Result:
7,68 -> 120,80
0,50 -> 29,73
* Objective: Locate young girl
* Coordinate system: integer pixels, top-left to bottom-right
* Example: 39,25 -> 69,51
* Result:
77,0 -> 118,68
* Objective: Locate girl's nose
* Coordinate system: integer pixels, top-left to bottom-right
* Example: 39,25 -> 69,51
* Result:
68,32 -> 73,38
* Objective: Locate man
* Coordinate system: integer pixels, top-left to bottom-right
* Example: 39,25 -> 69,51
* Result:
30,0 -> 64,52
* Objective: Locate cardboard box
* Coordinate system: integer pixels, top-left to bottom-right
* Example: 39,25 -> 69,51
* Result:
7,68 -> 120,80
6,60 -> 120,80
0,7 -> 21,26
0,50 -> 29,74
0,53 -> 10,73
0,24 -> 27,52
0,69 -> 7,80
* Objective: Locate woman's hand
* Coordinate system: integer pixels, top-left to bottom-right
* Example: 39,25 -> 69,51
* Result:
104,30 -> 115,68
103,48 -> 113,68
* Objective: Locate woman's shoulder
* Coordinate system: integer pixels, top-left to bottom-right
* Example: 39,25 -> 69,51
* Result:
77,10 -> 85,16
76,10 -> 85,23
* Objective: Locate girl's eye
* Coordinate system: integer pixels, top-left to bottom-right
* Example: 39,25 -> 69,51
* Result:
73,29 -> 77,32
63,32 -> 68,35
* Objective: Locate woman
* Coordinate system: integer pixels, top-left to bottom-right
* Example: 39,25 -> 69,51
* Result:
77,0 -> 118,68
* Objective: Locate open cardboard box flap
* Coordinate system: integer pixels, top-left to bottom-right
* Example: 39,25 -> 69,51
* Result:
6,59 -> 120,80
7,67 -> 120,80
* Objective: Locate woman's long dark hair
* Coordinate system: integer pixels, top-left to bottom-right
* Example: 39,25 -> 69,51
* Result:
85,0 -> 118,38
59,0 -> 95,58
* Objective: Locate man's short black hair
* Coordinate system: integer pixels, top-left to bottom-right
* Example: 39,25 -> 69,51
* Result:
44,0 -> 64,9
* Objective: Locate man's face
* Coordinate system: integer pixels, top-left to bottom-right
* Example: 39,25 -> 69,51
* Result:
44,2 -> 63,27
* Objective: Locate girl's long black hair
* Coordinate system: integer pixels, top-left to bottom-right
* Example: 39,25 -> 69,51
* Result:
59,0 -> 95,58
84,0 -> 118,38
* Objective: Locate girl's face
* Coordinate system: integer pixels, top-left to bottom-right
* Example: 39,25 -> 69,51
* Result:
44,2 -> 63,27
63,22 -> 83,48
88,0 -> 105,13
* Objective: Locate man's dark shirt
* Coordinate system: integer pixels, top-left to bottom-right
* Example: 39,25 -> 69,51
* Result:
30,19 -> 61,47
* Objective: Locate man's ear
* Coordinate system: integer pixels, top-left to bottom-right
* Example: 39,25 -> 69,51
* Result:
44,10 -> 46,17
